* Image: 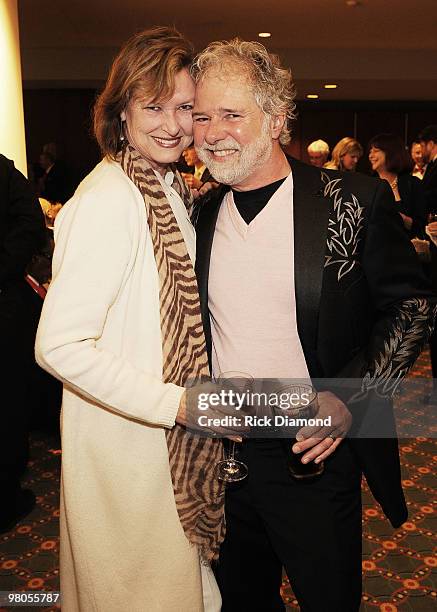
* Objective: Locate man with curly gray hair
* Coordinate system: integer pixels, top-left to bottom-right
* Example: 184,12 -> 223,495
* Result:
192,38 -> 434,611
191,39 -> 296,189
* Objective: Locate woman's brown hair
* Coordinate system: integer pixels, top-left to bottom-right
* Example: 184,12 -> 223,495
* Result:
93,26 -> 194,159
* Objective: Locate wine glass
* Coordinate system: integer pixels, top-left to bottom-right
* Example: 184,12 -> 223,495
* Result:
215,371 -> 253,483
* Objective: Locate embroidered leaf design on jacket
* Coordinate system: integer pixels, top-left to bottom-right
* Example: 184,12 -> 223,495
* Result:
351,298 -> 436,401
322,173 -> 365,280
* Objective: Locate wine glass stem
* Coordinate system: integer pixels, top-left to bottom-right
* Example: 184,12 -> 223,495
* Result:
228,441 -> 236,460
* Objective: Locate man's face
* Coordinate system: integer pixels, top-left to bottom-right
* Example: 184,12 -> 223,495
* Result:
193,70 -> 273,189
182,146 -> 199,166
421,140 -> 434,164
411,143 -> 423,166
308,151 -> 327,168
39,153 -> 51,170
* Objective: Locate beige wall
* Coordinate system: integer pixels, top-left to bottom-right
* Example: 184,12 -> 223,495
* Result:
0,0 -> 27,175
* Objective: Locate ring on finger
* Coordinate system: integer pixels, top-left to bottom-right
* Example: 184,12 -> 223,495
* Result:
327,433 -> 336,441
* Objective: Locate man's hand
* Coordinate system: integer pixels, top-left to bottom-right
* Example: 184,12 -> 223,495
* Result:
426,221 -> 437,247
399,212 -> 412,231
292,391 -> 352,464
198,181 -> 220,196
188,181 -> 220,200
181,173 -> 203,190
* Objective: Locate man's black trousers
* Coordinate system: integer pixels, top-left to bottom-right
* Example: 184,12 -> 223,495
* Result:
216,439 -> 362,612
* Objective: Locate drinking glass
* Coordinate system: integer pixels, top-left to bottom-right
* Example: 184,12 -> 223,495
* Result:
275,384 -> 324,479
215,371 -> 253,483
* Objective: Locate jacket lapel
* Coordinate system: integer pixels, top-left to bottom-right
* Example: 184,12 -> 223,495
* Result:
289,158 -> 331,376
195,186 -> 227,365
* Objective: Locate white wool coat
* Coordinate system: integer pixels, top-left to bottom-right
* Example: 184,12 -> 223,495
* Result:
35,159 -> 204,611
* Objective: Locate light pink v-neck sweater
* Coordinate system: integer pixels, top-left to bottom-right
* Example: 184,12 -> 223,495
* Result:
209,172 -> 309,380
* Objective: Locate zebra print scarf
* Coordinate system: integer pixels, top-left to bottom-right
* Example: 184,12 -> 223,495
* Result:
118,143 -> 225,560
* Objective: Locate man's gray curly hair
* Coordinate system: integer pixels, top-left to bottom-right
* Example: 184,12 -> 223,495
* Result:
191,38 -> 297,146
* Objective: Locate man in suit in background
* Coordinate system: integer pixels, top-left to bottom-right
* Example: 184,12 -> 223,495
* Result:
411,141 -> 427,180
39,150 -> 70,204
418,125 -> 437,216
180,145 -> 217,193
191,39 -> 434,611
0,154 -> 46,533
419,125 -> 437,398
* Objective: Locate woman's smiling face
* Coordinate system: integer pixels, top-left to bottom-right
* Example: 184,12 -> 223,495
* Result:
368,146 -> 386,173
121,68 -> 195,175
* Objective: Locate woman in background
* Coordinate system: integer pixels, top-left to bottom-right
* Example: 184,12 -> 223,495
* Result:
368,133 -> 427,238
324,136 -> 363,171
35,27 -> 223,612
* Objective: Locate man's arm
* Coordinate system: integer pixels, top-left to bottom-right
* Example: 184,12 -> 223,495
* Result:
295,179 -> 435,463
340,179 -> 435,398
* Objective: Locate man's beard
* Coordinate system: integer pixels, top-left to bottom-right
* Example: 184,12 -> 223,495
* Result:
196,119 -> 273,186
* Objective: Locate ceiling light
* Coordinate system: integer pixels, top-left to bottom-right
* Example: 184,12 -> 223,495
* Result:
324,84 -> 338,89
258,32 -> 271,38
306,94 -> 319,99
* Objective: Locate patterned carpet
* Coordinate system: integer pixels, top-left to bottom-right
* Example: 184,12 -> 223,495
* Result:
0,435 -> 60,612
0,354 -> 435,611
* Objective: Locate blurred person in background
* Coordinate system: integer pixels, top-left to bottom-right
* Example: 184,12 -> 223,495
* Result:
181,144 -> 214,189
419,125 -> 437,401
39,150 -> 70,204
368,133 -> 427,238
0,154 -> 46,534
307,139 -> 329,167
418,125 -> 437,217
425,217 -> 437,402
35,27 -> 223,612
324,136 -> 363,171
411,140 -> 427,179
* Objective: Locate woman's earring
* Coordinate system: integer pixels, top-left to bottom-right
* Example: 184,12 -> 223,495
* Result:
119,119 -> 125,142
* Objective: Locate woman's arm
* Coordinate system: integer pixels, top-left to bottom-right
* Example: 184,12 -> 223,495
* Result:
35,175 -> 184,427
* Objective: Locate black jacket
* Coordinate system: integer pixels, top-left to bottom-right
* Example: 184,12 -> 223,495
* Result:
397,172 -> 427,238
422,159 -> 437,215
40,160 -> 70,204
195,157 -> 435,528
0,154 -> 46,291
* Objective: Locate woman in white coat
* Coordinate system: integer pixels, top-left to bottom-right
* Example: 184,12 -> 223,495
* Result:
35,27 -> 224,612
